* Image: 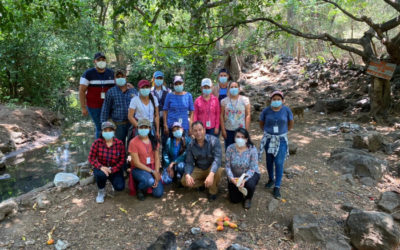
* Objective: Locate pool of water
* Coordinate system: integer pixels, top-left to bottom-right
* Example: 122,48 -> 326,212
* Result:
0,120 -> 95,202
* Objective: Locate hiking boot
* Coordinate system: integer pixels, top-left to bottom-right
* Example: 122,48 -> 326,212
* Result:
96,188 -> 106,203
243,199 -> 252,209
273,187 -> 281,199
208,194 -> 217,202
265,180 -> 274,189
137,190 -> 145,201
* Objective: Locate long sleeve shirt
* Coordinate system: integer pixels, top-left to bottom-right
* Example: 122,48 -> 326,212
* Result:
88,138 -> 126,173
225,144 -> 259,181
100,86 -> 137,123
185,134 -> 221,174
162,136 -> 191,167
193,95 -> 220,129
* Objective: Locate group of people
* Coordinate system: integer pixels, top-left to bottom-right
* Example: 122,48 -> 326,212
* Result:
82,52 -> 294,209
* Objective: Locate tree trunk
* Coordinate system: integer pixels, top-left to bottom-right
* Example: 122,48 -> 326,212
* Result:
370,77 -> 391,118
223,51 -> 241,82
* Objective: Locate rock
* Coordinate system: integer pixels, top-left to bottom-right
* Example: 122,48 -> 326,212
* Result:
341,203 -> 357,212
268,199 -> 279,212
352,134 -> 368,149
325,238 -> 351,250
188,237 -> 217,250
25,240 -> 35,246
36,193 -> 51,209
0,199 -> 18,221
392,140 -> 400,156
190,227 -> 201,235
340,174 -> 355,186
79,176 -> 95,186
328,148 -> 387,180
288,142 -> 298,155
314,98 -> 348,114
253,103 -> 262,111
0,126 -> 16,153
356,113 -> 371,123
346,209 -> 400,250
55,240 -> 70,250
53,173 -> 79,188
226,243 -> 250,250
367,133 -> 383,152
147,231 -> 177,250
292,213 -> 325,243
378,191 -> 400,214
360,177 -> 375,187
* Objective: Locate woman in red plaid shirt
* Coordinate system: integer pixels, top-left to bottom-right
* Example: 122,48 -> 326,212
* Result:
89,121 -> 126,203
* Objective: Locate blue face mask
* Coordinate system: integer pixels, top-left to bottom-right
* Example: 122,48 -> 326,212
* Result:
102,131 -> 114,140
202,89 -> 212,95
174,84 -> 184,92
219,76 -> 228,84
271,100 -> 282,108
115,78 -> 126,86
173,130 -> 183,138
140,88 -> 151,96
229,88 -> 239,96
155,79 -> 163,87
138,128 -> 150,137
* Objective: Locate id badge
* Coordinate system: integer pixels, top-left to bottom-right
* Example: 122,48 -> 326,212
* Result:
273,126 -> 279,133
178,118 -> 183,124
101,92 -> 105,99
146,157 -> 151,165
206,121 -> 211,127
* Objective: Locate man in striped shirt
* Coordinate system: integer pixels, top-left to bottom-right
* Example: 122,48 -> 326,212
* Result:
79,52 -> 115,138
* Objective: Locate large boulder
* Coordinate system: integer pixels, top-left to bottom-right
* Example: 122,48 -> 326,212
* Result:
314,98 -> 348,114
147,231 -> 176,250
53,173 -> 79,188
352,133 -> 383,152
378,191 -> 400,215
346,209 -> 400,250
328,148 -> 387,181
188,237 -> 217,250
0,199 -> 18,221
292,213 -> 325,243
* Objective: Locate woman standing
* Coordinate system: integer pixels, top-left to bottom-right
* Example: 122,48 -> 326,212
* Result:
128,80 -> 159,138
163,76 -> 194,136
128,119 -> 163,200
151,71 -> 170,147
212,68 -> 230,102
220,81 -> 251,149
88,121 -> 126,203
225,128 -> 260,209
162,122 -> 191,183
259,91 -> 294,199
193,78 -> 220,137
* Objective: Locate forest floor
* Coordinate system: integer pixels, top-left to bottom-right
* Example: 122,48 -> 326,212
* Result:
0,58 -> 399,249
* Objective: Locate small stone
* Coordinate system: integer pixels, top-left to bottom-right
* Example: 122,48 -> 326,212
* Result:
25,240 -> 35,246
190,227 -> 201,235
378,191 -> 400,213
53,173 -> 79,188
360,177 -> 375,187
288,142 -> 298,155
226,243 -> 251,250
188,237 -> 217,250
147,231 -> 177,250
55,240 -> 70,250
0,199 -> 18,221
268,199 -> 279,212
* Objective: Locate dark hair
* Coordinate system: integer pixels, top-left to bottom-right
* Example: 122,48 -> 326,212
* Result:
219,68 -> 229,75
169,128 -> 187,154
228,81 -> 240,89
148,132 -> 159,151
234,128 -> 254,148
191,121 -> 204,129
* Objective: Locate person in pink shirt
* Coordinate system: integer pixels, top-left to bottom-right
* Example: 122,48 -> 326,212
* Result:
193,78 -> 220,137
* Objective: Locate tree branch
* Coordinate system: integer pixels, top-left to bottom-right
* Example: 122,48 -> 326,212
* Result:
321,0 -> 364,22
151,8 -> 161,24
133,6 -> 146,17
383,0 -> 400,12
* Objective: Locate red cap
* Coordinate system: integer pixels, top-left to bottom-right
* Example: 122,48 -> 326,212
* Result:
270,90 -> 284,99
138,79 -> 150,88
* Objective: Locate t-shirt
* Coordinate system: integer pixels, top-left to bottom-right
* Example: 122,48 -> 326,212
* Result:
129,96 -> 159,122
80,68 -> 115,108
221,95 -> 250,131
128,136 -> 159,166
219,87 -> 228,102
163,92 -> 195,130
259,105 -> 293,135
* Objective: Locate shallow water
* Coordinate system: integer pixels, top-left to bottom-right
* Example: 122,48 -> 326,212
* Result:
0,120 -> 95,202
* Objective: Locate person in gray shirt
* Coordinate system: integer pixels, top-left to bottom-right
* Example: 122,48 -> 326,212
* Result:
182,121 -> 223,201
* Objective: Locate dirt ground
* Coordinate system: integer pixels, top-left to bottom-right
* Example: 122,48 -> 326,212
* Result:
1,111 -> 399,249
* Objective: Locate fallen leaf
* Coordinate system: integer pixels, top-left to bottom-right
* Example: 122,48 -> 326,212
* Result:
119,207 -> 128,214
22,236 -> 26,241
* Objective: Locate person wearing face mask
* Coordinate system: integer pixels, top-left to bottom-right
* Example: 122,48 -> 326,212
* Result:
212,68 -> 230,103
128,80 -> 160,139
220,81 -> 251,150
100,69 -> 138,144
88,121 -> 126,203
163,76 -> 195,136
161,122 -> 191,184
225,128 -> 260,209
194,78 -> 220,137
259,91 -> 294,199
127,119 -> 163,200
151,71 -> 171,150
80,53 -> 115,138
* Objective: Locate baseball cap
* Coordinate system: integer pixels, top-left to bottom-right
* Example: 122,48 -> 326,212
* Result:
172,122 -> 183,128
94,52 -> 106,60
138,79 -> 151,88
270,90 -> 284,99
173,76 -> 184,84
101,121 -> 116,130
201,78 -> 212,87
154,71 -> 164,78
137,119 -> 151,127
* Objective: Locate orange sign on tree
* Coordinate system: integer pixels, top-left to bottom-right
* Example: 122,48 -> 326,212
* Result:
366,60 -> 396,80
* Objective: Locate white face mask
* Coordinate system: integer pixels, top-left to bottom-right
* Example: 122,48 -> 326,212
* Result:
235,138 -> 246,147
96,61 -> 106,69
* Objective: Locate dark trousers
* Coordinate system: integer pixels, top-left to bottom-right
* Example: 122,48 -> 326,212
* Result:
228,173 -> 260,203
93,168 -> 125,191
206,128 -> 219,138
224,130 -> 236,150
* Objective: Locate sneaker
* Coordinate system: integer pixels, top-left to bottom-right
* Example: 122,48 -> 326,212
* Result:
243,199 -> 252,209
208,194 -> 217,202
265,180 -> 274,189
137,190 -> 145,201
273,187 -> 281,199
96,189 -> 106,203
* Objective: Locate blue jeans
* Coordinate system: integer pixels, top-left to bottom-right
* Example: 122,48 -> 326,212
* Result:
224,130 -> 236,150
206,128 -> 219,138
87,107 -> 102,139
131,168 -> 164,198
93,168 -> 125,191
115,122 -> 130,146
265,139 -> 287,188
